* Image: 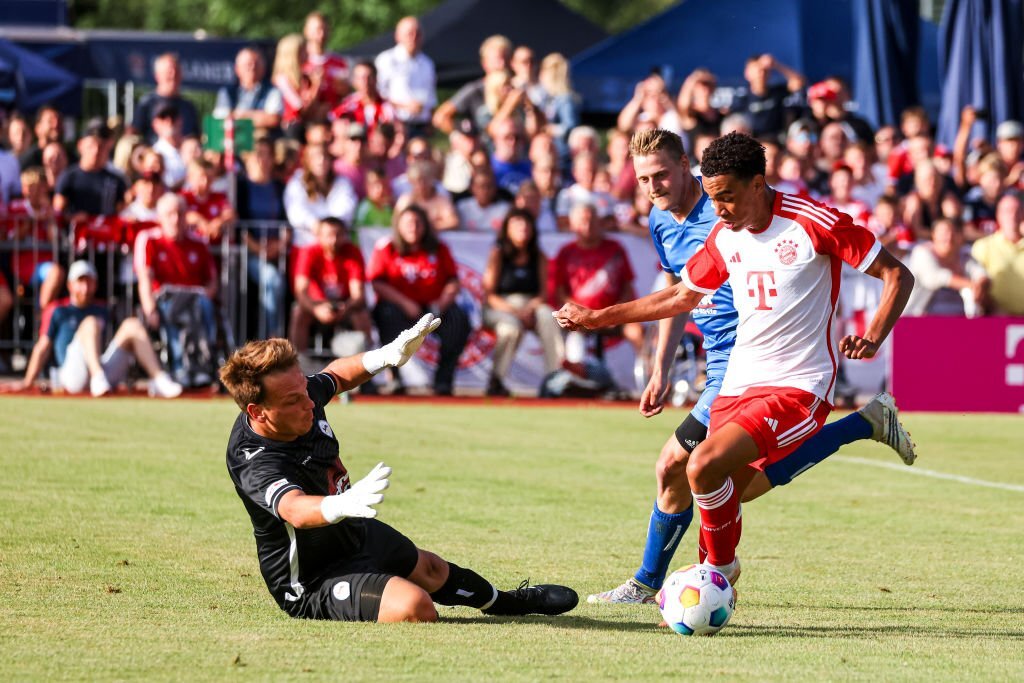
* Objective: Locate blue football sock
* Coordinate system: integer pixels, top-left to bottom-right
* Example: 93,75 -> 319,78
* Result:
763,413 -> 872,487
634,501 -> 693,590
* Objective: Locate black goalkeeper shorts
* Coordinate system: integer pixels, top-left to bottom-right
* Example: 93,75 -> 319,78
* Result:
285,519 -> 420,622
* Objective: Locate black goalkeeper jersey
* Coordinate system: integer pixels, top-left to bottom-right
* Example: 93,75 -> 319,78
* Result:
226,372 -> 368,608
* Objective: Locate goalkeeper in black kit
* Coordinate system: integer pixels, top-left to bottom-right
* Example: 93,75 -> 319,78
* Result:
221,313 -> 578,622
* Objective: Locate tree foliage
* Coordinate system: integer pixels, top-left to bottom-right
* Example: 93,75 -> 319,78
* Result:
71,0 -> 681,47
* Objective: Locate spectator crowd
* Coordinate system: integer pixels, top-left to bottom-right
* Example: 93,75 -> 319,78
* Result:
1,11 -> 1023,398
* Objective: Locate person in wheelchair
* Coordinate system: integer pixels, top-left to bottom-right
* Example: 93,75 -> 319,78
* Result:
288,217 -> 374,359
136,193 -> 218,387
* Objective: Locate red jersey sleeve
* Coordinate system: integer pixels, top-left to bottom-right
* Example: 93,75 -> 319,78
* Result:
805,210 -> 882,273
681,225 -> 728,294
366,241 -> 392,282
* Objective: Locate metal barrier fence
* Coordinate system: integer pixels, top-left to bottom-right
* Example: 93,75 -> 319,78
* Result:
0,217 -> 290,364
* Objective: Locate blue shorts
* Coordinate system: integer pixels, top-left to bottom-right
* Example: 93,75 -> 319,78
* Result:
691,349 -> 729,427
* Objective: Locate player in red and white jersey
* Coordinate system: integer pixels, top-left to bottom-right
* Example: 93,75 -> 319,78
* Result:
303,12 -> 350,110
555,133 -> 915,586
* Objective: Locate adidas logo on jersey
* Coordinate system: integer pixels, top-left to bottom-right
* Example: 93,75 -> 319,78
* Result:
729,252 -> 742,263
763,417 -> 779,431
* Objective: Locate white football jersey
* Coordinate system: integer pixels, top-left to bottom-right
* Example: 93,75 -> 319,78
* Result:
681,192 -> 881,403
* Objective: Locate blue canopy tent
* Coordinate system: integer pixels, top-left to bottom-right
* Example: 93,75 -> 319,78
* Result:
570,0 -> 856,114
0,38 -> 80,113
851,0 -> 921,130
936,0 -> 1024,146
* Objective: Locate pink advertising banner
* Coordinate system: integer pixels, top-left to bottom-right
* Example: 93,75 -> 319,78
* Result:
890,317 -> 1024,413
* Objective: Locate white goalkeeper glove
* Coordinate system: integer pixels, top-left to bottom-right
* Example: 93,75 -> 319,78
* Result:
320,462 -> 392,523
362,313 -> 442,375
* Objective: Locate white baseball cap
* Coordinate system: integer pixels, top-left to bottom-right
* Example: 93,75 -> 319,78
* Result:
67,260 -> 97,282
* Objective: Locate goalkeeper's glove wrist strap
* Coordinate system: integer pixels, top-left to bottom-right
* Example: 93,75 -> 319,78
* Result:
320,494 -> 348,524
361,347 -> 388,375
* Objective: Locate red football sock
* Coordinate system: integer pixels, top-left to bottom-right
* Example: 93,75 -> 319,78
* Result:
693,478 -> 741,567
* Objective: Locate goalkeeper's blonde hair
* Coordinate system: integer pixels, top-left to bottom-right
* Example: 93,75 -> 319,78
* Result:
220,338 -> 299,409
629,128 -> 687,160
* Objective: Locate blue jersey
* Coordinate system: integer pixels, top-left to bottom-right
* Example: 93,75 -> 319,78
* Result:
647,183 -> 737,353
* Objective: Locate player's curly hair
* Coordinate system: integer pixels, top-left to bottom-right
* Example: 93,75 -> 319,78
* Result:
220,338 -> 299,409
700,132 -> 766,180
629,128 -> 686,160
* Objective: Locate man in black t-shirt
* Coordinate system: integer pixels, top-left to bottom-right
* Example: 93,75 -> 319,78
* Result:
729,53 -> 806,140
129,54 -> 200,144
54,123 -> 127,221
220,313 -> 578,622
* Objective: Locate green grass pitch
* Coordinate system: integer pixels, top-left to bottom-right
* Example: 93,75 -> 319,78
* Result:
2,396 -> 1023,681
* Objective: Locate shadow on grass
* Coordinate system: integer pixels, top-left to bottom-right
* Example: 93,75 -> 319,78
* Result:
439,614 -> 661,632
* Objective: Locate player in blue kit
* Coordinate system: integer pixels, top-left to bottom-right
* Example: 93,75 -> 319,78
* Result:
587,129 -> 916,604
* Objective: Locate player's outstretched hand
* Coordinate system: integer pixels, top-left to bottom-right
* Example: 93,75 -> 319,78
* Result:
839,334 -> 879,360
362,313 -> 442,374
320,462 -> 392,523
639,371 -> 670,418
552,302 -> 595,331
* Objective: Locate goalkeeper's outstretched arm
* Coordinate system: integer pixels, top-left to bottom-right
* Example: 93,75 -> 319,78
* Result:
323,313 -> 442,393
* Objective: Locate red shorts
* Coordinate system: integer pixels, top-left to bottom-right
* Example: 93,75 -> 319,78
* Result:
709,386 -> 832,471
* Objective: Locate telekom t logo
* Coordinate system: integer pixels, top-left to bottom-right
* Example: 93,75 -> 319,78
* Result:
1006,325 -> 1024,387
747,271 -> 777,310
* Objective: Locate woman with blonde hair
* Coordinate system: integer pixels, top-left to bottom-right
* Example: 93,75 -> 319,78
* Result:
272,33 -> 325,131
538,53 -> 579,160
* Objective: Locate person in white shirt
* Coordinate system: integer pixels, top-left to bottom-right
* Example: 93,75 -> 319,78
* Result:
905,218 -> 985,316
457,169 -> 511,231
284,144 -> 358,248
375,16 -> 437,132
555,152 -> 615,230
151,104 -> 186,190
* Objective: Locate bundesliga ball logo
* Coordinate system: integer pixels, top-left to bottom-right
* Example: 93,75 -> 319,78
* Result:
775,239 -> 798,265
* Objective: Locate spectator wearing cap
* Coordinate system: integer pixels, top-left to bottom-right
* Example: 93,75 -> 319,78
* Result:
151,103 -> 186,190
331,61 -> 396,136
302,11 -> 351,112
971,191 -> 1024,315
442,118 -> 480,195
433,35 -> 511,134
807,76 -> 873,143
905,218 -> 986,317
11,260 -> 182,398
375,16 -> 437,135
284,143 -> 358,248
489,117 -> 532,194
331,121 -> 369,200
995,120 -> 1024,186
456,168 -> 510,231
130,54 -> 200,144
54,122 -> 128,222
213,48 -> 283,130
728,53 -> 806,140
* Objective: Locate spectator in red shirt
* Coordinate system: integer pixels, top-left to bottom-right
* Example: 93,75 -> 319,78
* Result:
331,61 -> 396,134
303,11 -> 350,110
367,204 -> 470,395
182,159 -> 236,243
289,217 -> 373,353
552,201 -> 643,357
137,193 -> 218,384
5,167 -> 64,307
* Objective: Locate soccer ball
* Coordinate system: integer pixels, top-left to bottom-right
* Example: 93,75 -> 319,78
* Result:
658,564 -> 736,636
